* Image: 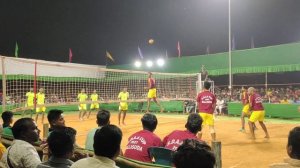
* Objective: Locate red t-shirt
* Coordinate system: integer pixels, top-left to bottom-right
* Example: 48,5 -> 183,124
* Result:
196,90 -> 216,114
163,130 -> 198,151
148,78 -> 156,89
249,93 -> 264,111
242,92 -> 249,105
124,130 -> 162,163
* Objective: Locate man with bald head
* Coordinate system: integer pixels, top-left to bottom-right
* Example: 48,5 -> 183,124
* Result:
248,87 -> 270,139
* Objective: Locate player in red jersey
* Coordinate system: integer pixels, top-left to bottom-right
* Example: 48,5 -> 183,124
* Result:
240,87 -> 257,132
124,113 -> 162,162
146,72 -> 163,113
248,87 -> 270,139
196,81 -> 216,141
163,113 -> 202,151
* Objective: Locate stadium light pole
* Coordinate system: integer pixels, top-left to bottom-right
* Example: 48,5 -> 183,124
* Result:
228,0 -> 233,97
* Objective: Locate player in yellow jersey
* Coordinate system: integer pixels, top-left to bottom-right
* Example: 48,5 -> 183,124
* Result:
24,88 -> 34,116
35,88 -> 46,123
78,88 -> 88,120
88,89 -> 99,119
118,88 -> 129,125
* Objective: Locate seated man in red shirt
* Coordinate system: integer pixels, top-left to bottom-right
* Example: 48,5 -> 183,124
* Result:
163,113 -> 202,151
124,113 -> 162,163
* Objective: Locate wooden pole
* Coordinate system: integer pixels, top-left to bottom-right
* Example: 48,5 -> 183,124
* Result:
212,141 -> 222,168
1,57 -> 7,112
43,123 -> 49,140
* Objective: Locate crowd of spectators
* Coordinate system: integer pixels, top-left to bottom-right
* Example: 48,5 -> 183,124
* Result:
0,109 -> 217,168
215,85 -> 300,104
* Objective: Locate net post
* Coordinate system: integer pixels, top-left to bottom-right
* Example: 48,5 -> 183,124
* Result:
43,123 -> 49,140
212,141 -> 222,168
1,56 -> 6,112
194,73 -> 202,113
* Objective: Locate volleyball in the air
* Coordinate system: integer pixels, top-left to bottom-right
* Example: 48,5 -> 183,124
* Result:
148,38 -> 154,44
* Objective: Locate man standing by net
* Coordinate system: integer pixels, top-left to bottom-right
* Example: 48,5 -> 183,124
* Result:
146,72 -> 163,113
248,87 -> 270,139
78,89 -> 88,121
35,88 -> 46,123
25,88 -> 34,116
118,87 -> 129,125
88,89 -> 99,119
196,81 -> 216,141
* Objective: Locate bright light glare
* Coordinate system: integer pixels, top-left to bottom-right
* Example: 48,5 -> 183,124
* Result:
134,61 -> 142,68
146,60 -> 153,67
156,58 -> 165,66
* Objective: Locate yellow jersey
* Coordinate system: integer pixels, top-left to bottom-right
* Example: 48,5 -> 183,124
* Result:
90,94 -> 98,101
280,100 -> 290,104
78,93 -> 88,102
26,91 -> 34,104
118,91 -> 129,102
36,92 -> 45,105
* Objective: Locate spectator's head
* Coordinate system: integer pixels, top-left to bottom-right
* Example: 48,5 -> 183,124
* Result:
185,113 -> 202,134
141,113 -> 157,132
287,126 -> 300,159
93,125 -> 122,159
29,88 -> 33,92
47,109 -> 65,128
204,81 -> 211,90
48,127 -> 76,159
81,88 -> 85,93
123,87 -> 127,92
12,118 -> 40,144
93,89 -> 97,94
283,96 -> 287,101
173,139 -> 215,168
39,88 -> 44,93
96,110 -> 110,127
1,111 -> 14,127
248,87 -> 255,95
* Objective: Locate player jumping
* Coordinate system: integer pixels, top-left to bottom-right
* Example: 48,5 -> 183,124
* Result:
118,87 -> 129,125
35,88 -> 46,123
196,81 -> 216,141
146,72 -> 163,113
88,89 -> 99,119
248,87 -> 270,139
78,88 -> 88,121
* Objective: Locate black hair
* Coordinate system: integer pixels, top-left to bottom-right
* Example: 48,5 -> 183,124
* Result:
141,113 -> 158,132
12,118 -> 35,139
185,113 -> 202,134
204,81 -> 211,90
47,109 -> 63,126
173,139 -> 216,168
288,126 -> 300,159
48,127 -> 76,158
93,125 -> 122,159
97,110 -> 110,126
1,111 -> 13,128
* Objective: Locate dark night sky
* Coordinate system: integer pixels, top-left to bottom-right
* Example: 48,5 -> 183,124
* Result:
1,0 -> 300,65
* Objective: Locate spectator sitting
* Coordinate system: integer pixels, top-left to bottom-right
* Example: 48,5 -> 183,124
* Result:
37,127 -> 76,168
0,124 -> 7,159
0,118 -> 41,168
280,96 -> 291,104
270,126 -> 300,168
1,111 -> 14,138
47,109 -> 66,134
71,125 -> 122,168
124,113 -> 162,163
172,139 -> 216,168
163,113 -> 202,151
85,110 -> 110,151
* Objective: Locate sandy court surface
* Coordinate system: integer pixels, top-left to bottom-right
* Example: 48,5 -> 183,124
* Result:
36,112 -> 298,168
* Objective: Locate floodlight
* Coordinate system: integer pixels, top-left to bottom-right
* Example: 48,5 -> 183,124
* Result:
156,58 -> 165,66
134,61 -> 142,68
146,60 -> 153,67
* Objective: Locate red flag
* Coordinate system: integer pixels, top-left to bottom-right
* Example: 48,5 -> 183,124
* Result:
69,48 -> 73,63
177,41 -> 181,58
